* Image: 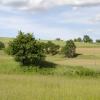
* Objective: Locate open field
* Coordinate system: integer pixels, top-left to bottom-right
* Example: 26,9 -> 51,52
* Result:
0,74 -> 100,100
46,48 -> 100,70
0,37 -> 100,100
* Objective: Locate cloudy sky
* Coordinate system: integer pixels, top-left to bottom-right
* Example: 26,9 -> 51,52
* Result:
0,0 -> 100,40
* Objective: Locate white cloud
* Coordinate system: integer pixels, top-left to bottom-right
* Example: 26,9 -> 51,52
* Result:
0,0 -> 100,11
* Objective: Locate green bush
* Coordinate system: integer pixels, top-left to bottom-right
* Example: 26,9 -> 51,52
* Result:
96,39 -> 100,43
0,41 -> 5,50
7,31 -> 45,66
62,40 -> 76,58
43,41 -> 60,55
83,35 -> 93,43
74,37 -> 82,42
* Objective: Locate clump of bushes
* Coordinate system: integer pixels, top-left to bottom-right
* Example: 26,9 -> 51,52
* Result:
96,39 -> 100,43
0,41 -> 5,50
62,40 -> 76,58
74,37 -> 82,42
43,41 -> 60,55
83,35 -> 93,43
6,31 -> 45,66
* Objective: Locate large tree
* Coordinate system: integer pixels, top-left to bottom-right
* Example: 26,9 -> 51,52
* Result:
7,31 -> 45,66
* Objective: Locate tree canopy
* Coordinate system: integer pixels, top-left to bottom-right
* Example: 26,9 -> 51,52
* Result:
7,31 -> 45,66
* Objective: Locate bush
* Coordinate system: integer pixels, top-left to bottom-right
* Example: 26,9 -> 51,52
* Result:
62,40 -> 76,58
0,41 -> 5,50
83,35 -> 93,43
56,38 -> 61,41
43,41 -> 60,55
96,39 -> 100,43
74,37 -> 82,42
7,31 -> 45,66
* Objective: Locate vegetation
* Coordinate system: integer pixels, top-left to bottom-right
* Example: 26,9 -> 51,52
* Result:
43,41 -> 60,55
96,39 -> 100,43
74,37 -> 82,42
6,31 -> 45,66
0,36 -> 100,100
83,35 -> 93,43
0,49 -> 100,76
0,75 -> 100,100
56,38 -> 61,41
0,41 -> 5,50
62,40 -> 76,58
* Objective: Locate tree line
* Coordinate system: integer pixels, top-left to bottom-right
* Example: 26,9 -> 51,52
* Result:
56,35 -> 100,43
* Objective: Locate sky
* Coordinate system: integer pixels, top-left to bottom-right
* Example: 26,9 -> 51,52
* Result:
0,0 -> 100,40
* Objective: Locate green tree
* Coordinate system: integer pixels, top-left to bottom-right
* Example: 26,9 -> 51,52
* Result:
62,40 -> 76,58
7,31 -> 45,66
83,35 -> 93,43
0,41 -> 5,50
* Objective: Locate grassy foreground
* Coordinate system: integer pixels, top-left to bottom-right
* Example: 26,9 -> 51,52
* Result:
0,74 -> 100,100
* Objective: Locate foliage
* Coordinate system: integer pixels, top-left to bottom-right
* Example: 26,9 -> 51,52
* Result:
96,39 -> 100,43
56,38 -> 61,41
62,40 -> 76,58
7,31 -> 45,66
74,37 -> 82,42
83,35 -> 93,43
0,41 -> 5,50
43,41 -> 60,55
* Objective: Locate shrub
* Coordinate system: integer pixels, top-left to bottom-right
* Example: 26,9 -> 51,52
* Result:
74,37 -> 82,42
56,38 -> 61,41
43,41 -> 60,55
0,41 -> 5,50
83,35 -> 93,43
62,40 -> 76,58
7,31 -> 45,66
96,39 -> 100,43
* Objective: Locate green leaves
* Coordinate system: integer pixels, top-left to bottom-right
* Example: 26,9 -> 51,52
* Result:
0,41 -> 5,50
7,31 -> 45,66
83,35 -> 93,43
43,41 -> 60,55
63,40 -> 76,58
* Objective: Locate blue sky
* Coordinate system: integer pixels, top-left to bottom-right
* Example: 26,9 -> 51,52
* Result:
0,0 -> 100,40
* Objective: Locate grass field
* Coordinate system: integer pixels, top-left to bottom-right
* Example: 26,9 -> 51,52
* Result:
0,37 -> 100,100
0,75 -> 100,100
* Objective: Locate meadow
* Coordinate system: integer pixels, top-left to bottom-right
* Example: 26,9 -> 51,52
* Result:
0,37 -> 100,100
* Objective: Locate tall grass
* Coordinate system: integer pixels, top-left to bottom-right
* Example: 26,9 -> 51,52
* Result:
0,74 -> 100,100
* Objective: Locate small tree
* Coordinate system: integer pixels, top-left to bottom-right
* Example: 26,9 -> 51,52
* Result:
0,41 -> 5,50
62,40 -> 76,58
7,31 -> 45,66
83,35 -> 93,43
